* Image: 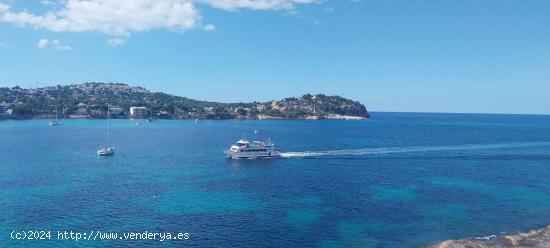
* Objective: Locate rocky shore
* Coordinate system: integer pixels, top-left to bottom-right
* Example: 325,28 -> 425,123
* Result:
427,225 -> 550,248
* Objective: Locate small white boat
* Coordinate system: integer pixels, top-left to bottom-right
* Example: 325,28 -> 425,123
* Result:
97,146 -> 115,156
49,107 -> 60,126
136,121 -> 142,125
98,108 -> 115,156
224,139 -> 281,159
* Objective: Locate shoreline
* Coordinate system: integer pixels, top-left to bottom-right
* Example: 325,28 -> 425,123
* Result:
427,225 -> 550,248
0,117 -> 368,121
0,114 -> 368,121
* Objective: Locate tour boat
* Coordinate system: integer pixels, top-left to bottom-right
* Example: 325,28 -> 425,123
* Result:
224,139 -> 281,159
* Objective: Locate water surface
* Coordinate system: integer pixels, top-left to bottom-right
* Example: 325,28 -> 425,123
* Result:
2,112 -> 550,247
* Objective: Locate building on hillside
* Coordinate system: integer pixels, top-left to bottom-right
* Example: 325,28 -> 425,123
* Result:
157,110 -> 169,117
256,104 -> 266,112
75,106 -> 89,116
234,107 -> 250,115
203,107 -> 214,114
0,102 -> 9,115
108,106 -> 124,115
90,109 -> 104,117
130,106 -> 148,118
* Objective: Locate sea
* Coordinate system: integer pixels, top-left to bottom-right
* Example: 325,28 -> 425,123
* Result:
2,112 -> 550,247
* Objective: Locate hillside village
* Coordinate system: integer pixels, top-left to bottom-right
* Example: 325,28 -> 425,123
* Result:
0,83 -> 369,120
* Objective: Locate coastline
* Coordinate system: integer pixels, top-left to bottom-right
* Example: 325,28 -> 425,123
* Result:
0,83 -> 370,121
1,114 -> 368,121
0,117 -> 368,121
427,225 -> 550,248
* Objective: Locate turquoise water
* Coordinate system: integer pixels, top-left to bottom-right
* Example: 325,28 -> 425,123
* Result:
2,112 -> 550,247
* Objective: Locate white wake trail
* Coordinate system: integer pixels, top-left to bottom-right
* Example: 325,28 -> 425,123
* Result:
280,141 -> 550,158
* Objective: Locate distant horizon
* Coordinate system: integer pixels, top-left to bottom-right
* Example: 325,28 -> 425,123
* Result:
370,110 -> 550,116
1,0 -> 549,114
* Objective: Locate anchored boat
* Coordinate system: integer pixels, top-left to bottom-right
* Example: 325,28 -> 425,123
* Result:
49,107 -> 60,126
97,108 -> 115,156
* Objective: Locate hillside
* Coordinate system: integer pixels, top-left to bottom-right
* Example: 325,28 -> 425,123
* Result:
0,83 -> 369,120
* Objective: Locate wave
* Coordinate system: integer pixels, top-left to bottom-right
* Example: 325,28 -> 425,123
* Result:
280,141 -> 550,158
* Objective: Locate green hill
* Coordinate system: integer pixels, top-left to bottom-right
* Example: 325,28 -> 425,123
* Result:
0,83 -> 369,119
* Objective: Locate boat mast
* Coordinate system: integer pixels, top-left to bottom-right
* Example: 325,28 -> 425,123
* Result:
55,106 -> 58,121
107,107 -> 111,147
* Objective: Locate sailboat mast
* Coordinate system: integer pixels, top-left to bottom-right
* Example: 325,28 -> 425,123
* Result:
107,108 -> 111,147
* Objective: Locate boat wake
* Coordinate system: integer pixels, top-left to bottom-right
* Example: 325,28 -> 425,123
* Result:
280,141 -> 550,158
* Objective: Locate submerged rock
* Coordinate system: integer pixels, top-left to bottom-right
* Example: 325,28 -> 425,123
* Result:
427,225 -> 550,248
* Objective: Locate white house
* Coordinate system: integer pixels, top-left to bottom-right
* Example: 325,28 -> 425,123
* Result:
108,106 -> 123,115
130,106 -> 148,118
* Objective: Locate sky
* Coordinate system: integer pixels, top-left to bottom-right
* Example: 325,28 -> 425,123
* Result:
0,0 -> 549,114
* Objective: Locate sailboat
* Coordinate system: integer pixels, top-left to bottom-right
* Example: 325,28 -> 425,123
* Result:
49,107 -> 60,126
97,108 -> 115,156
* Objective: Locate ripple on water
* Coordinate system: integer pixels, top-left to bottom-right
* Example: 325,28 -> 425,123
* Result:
139,188 -> 264,214
0,184 -> 73,218
369,185 -> 418,201
285,209 -> 321,231
294,195 -> 325,205
320,222 -> 388,248
428,177 -> 550,208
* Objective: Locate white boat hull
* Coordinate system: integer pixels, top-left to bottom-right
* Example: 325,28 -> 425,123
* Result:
98,147 -> 115,156
224,149 -> 280,159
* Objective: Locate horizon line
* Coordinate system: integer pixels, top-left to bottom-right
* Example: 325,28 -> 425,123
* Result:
370,110 -> 550,116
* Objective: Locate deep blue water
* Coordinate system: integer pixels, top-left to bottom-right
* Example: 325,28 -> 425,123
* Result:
2,112 -> 550,247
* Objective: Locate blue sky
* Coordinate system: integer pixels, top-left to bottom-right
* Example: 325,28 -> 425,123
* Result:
0,0 -> 549,114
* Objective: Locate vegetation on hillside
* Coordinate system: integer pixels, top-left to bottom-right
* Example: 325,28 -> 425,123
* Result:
0,83 -> 369,119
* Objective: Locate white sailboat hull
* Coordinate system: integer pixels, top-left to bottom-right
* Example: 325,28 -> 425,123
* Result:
97,147 -> 115,156
98,108 -> 114,156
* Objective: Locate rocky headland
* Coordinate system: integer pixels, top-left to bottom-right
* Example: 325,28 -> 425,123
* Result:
428,225 -> 550,248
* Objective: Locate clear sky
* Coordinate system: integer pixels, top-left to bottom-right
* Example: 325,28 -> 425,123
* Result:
0,0 -> 549,114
